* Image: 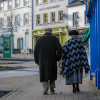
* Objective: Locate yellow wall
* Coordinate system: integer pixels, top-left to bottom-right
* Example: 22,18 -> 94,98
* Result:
32,26 -> 68,50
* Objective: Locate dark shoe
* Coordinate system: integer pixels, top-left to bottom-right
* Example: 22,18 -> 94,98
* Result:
76,88 -> 80,92
50,88 -> 55,94
43,92 -> 47,95
73,88 -> 76,93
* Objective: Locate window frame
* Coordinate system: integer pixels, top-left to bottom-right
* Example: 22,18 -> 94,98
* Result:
36,0 -> 39,5
0,2 -> 4,11
36,14 -> 40,25
58,10 -> 63,22
23,0 -> 29,6
8,0 -> 12,9
51,12 -> 55,23
73,12 -> 79,27
43,13 -> 48,24
24,13 -> 29,25
15,15 -> 20,27
43,0 -> 47,3
15,0 -> 20,8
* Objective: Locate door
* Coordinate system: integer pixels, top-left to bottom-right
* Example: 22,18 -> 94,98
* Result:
3,37 -> 11,57
25,32 -> 29,52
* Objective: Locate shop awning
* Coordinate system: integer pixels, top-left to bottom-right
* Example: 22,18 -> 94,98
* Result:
82,26 -> 90,45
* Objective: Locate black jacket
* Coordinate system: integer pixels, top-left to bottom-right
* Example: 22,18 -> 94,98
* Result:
34,33 -> 62,82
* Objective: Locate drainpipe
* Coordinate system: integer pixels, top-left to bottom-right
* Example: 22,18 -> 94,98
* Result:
32,0 -> 34,53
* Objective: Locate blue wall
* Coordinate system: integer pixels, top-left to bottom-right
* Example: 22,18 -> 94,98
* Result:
86,0 -> 100,89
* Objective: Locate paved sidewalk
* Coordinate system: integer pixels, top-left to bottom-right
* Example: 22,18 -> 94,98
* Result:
0,75 -> 100,100
0,53 -> 34,61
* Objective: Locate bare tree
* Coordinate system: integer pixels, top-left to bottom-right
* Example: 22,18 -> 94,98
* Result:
4,10 -> 20,53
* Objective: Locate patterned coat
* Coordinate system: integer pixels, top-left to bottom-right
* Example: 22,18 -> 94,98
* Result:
62,37 -> 89,84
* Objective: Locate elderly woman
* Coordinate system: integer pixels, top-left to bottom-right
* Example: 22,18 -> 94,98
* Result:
62,30 -> 90,93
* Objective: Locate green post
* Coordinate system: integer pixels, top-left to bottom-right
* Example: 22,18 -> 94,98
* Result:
3,36 -> 11,57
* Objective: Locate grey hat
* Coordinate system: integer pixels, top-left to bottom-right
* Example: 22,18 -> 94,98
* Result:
44,28 -> 52,34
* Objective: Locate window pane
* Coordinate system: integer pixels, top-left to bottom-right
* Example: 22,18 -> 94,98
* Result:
24,13 -> 29,25
73,12 -> 79,26
8,0 -> 12,9
43,13 -> 47,24
36,15 -> 40,25
51,12 -> 55,23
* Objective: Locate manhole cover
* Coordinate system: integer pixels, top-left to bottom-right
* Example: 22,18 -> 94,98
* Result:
0,90 -> 12,98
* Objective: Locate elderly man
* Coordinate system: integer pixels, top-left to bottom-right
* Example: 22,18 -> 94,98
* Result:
62,30 -> 90,93
34,28 -> 62,95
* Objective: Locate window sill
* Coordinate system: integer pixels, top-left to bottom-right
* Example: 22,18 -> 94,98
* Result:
50,1 -> 56,3
43,2 -> 48,4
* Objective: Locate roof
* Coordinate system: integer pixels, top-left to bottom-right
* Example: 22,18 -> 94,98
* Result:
68,0 -> 85,7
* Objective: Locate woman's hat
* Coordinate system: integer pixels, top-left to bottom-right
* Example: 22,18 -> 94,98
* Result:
68,30 -> 79,35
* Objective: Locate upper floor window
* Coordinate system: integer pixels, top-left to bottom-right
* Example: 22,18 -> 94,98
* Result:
23,0 -> 29,6
43,13 -> 48,24
73,12 -> 79,27
51,12 -> 55,23
15,0 -> 20,8
0,18 -> 4,28
15,15 -> 20,26
36,0 -> 39,5
50,0 -> 54,2
8,0 -> 12,9
36,14 -> 40,25
24,13 -> 29,25
43,0 -> 47,3
58,10 -> 63,22
0,3 -> 4,11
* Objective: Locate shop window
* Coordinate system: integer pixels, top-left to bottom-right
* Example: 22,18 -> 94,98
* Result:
43,0 -> 47,3
51,12 -> 55,23
8,0 -> 12,9
58,10 -> 63,22
73,12 -> 79,27
43,13 -> 48,24
24,13 -> 29,25
36,14 -> 40,25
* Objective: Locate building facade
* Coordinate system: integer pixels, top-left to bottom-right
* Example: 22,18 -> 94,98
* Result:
86,0 -> 100,89
67,0 -> 90,50
0,0 -> 32,53
32,0 -> 68,49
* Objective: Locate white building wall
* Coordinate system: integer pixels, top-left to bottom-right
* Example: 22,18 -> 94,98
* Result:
0,0 -> 32,53
33,0 -> 68,30
67,4 -> 88,29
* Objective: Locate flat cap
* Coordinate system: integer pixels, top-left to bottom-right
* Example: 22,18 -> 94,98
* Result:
44,28 -> 52,34
68,30 -> 79,35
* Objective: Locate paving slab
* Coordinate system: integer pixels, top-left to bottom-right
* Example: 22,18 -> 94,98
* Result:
0,74 -> 99,100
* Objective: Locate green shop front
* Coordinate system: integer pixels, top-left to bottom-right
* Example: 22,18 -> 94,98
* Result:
32,26 -> 68,49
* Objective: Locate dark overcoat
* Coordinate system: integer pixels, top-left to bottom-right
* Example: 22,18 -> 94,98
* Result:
34,33 -> 62,82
